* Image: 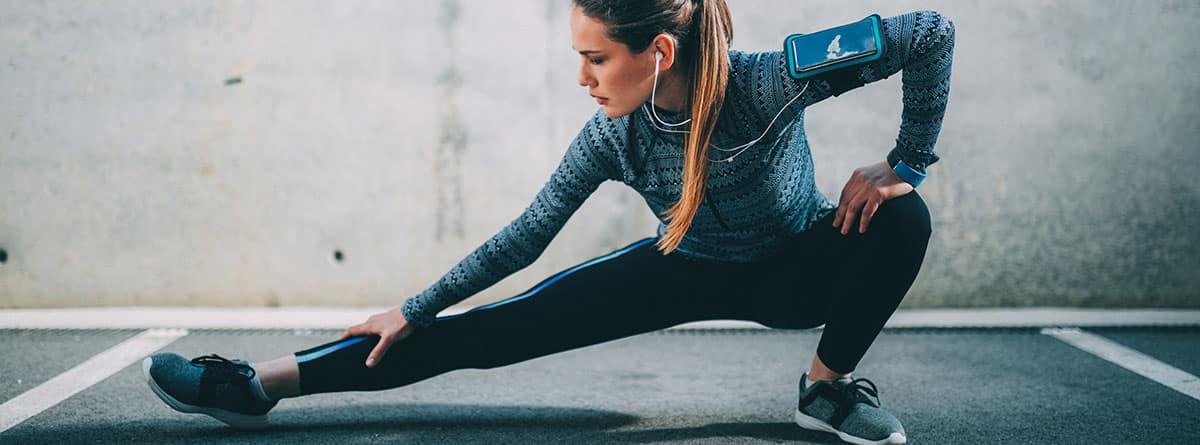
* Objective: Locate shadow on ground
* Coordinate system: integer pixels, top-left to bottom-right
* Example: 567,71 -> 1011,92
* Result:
9,402 -> 843,444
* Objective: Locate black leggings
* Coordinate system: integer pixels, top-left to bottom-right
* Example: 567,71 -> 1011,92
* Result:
293,191 -> 932,396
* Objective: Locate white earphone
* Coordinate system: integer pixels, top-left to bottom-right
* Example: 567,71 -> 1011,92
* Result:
649,50 -> 689,127
643,48 -> 810,163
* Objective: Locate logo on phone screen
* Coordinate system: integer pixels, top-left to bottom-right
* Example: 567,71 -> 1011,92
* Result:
826,35 -> 860,59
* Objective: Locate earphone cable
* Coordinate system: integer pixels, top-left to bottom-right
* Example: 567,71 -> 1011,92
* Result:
641,61 -> 810,163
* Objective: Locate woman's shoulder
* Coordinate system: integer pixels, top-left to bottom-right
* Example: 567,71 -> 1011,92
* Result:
727,48 -> 782,76
724,48 -> 786,100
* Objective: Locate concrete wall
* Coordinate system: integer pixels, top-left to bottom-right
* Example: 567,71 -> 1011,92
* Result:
2,0 -> 1197,310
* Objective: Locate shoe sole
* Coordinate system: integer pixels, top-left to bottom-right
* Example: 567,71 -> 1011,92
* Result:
141,357 -> 271,430
794,408 -> 906,445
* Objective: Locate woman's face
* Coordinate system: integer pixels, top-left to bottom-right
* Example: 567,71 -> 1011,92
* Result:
570,6 -> 657,118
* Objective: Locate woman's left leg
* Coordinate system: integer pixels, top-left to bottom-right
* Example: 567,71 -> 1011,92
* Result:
811,190 -> 933,375
741,190 -> 933,375
743,191 -> 932,443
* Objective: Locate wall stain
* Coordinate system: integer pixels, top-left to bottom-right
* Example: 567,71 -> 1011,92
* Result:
434,0 -> 466,241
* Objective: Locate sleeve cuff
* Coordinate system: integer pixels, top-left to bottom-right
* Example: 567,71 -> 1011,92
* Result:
401,297 -> 435,329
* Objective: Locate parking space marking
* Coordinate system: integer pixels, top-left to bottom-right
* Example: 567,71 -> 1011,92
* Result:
1043,328 -> 1200,401
0,328 -> 188,433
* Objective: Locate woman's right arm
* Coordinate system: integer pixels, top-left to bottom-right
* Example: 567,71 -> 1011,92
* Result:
399,110 -> 623,329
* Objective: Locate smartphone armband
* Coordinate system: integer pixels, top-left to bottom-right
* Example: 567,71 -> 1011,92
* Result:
784,14 -> 885,97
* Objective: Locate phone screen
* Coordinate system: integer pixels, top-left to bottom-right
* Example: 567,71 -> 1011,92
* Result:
789,18 -> 878,73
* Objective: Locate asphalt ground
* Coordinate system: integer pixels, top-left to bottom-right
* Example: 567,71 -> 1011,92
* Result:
1,327 -> 1198,444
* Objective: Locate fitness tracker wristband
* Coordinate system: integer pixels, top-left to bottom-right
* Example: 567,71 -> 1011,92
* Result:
886,150 -> 927,188
893,160 -> 926,187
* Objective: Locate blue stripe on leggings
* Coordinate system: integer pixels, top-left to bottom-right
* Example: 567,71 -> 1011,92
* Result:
296,336 -> 368,363
436,237 -> 658,321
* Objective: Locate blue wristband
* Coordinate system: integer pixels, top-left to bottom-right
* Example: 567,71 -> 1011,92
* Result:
893,159 -> 927,187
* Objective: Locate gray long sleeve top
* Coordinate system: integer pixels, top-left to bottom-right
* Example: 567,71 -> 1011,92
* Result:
402,10 -> 956,328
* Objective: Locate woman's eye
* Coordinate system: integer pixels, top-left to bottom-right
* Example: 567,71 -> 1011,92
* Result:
589,58 -> 604,65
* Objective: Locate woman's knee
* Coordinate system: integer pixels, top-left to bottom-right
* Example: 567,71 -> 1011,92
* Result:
871,190 -> 932,239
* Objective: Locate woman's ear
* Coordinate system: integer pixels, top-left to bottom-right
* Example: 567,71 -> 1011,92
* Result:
652,34 -> 677,71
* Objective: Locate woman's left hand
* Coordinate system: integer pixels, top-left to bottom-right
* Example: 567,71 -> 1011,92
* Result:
338,307 -> 416,368
832,160 -> 915,235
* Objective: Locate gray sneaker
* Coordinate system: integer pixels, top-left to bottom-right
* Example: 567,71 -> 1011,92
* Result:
794,372 -> 907,445
142,352 -> 278,429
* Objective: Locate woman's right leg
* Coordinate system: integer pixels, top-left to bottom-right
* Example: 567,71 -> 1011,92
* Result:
288,236 -> 757,396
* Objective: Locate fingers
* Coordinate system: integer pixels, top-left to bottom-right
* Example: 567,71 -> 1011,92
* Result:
365,334 -> 394,368
837,180 -> 862,235
345,308 -> 413,368
838,188 -> 885,235
833,176 -> 854,229
834,165 -> 903,235
859,199 -> 881,234
835,196 -> 857,232
839,198 -> 861,235
338,323 -> 364,341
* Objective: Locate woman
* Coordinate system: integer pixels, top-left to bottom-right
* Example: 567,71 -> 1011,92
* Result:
143,1 -> 954,444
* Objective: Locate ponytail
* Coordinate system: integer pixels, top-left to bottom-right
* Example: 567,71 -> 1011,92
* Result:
654,0 -> 733,255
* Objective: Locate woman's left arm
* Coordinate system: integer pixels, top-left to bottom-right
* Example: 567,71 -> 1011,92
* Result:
882,9 -> 956,181
833,10 -> 957,235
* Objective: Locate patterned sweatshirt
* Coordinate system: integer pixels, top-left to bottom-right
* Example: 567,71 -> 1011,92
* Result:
402,10 -> 955,328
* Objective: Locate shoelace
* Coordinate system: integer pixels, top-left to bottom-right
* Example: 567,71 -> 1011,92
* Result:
191,354 -> 256,381
806,377 -> 885,429
835,377 -> 882,409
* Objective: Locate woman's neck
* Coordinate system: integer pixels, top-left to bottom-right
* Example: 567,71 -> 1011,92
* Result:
652,70 -> 688,114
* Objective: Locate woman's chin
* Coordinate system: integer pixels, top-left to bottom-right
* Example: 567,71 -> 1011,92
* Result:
601,104 -> 634,118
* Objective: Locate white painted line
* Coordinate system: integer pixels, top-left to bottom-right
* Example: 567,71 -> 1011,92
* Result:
889,308 -> 1200,328
0,307 -> 1198,330
1042,328 -> 1200,402
0,328 -> 188,433
669,320 -> 767,330
0,307 -> 389,330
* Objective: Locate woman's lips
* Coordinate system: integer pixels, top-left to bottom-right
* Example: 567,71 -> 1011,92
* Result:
592,95 -> 608,105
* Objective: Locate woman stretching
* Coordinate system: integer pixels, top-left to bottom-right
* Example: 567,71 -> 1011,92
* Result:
143,1 -> 954,444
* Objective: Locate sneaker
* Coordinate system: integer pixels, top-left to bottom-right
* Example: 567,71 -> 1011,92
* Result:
142,352 -> 278,429
793,372 -> 907,445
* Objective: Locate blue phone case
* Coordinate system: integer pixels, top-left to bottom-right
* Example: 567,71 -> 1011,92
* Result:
783,14 -> 884,80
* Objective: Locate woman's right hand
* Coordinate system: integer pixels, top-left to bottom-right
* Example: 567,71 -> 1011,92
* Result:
338,307 -> 416,368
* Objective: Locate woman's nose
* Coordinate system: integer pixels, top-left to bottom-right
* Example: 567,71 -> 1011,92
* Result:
578,64 -> 593,88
